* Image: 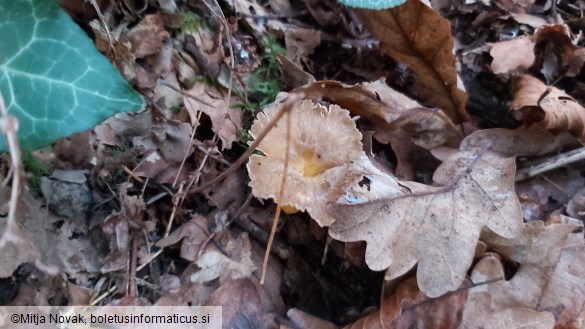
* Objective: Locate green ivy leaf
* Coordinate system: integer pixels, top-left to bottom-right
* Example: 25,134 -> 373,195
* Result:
0,0 -> 144,151
337,0 -> 406,9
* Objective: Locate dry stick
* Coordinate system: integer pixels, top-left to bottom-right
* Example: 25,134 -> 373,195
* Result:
136,184 -> 183,273
186,94 -> 304,196
122,165 -> 145,184
0,94 -> 22,248
159,80 -> 217,108
89,0 -> 114,53
261,108 -> 291,284
515,146 -> 585,181
127,233 -> 139,298
0,93 -> 59,274
173,99 -> 204,187
90,285 -> 117,306
203,0 -> 235,105
181,142 -> 213,209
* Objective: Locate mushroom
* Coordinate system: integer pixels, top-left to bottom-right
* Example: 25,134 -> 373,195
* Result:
247,99 -> 366,226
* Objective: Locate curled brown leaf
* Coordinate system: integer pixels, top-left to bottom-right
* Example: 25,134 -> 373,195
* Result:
353,1 -> 469,123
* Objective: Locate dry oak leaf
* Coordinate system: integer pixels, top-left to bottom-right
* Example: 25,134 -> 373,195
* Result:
354,0 -> 469,123
247,99 -> 366,226
461,292 -> 555,329
344,276 -> 470,329
480,220 -> 578,264
459,128 -> 570,158
184,82 -> 243,150
329,147 -> 523,297
509,75 -> 585,140
467,235 -> 585,329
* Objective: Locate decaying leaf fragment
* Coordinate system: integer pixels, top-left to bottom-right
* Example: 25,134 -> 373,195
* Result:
329,146 -> 523,297
533,24 -> 585,83
489,36 -> 535,74
184,82 -> 243,150
247,99 -> 366,226
353,0 -> 469,123
509,75 -> 585,140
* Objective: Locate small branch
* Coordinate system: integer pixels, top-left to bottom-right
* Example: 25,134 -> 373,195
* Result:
515,146 -> 585,181
0,93 -> 23,248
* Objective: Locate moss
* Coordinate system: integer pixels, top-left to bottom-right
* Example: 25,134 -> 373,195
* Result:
22,152 -> 51,189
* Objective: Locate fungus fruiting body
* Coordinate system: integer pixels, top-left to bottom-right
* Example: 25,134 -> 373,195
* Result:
247,99 -> 366,226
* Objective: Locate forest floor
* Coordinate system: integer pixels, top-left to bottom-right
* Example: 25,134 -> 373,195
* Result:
1,0 -> 585,328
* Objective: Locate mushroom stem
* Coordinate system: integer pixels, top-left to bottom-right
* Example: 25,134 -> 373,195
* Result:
261,110 -> 292,285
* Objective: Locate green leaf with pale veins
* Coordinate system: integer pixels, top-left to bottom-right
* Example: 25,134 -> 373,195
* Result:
337,0 -> 406,9
0,0 -> 144,151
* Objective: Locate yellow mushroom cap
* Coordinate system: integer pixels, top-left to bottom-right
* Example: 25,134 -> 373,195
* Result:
247,99 -> 366,226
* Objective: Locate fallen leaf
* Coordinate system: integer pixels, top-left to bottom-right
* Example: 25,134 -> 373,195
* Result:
155,282 -> 216,306
343,277 -> 469,328
567,187 -> 585,220
467,236 -> 585,328
284,28 -> 321,66
278,54 -> 316,90
489,36 -> 535,74
155,215 -> 211,262
329,146 -> 522,297
481,221 -> 578,264
354,0 -> 469,123
226,0 -> 286,35
153,72 -> 184,115
135,119 -> 194,165
459,128 -> 573,157
124,14 -> 170,58
204,278 -> 278,329
184,82 -> 243,150
534,24 -> 585,83
345,272 -> 554,329
461,294 -> 555,329
287,308 -> 338,329
90,20 -> 138,84
509,75 -> 585,140
297,80 -> 463,149
182,24 -> 224,80
510,13 -> 548,28
188,232 -> 255,284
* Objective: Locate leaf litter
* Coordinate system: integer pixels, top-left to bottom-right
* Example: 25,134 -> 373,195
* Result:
2,0 -> 585,328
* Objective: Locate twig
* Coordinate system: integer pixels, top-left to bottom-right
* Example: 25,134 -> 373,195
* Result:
515,147 -> 585,181
122,165 -> 144,184
0,93 -> 23,248
89,0 -> 114,53
0,92 -> 58,274
159,80 -> 216,108
127,233 -> 138,298
173,107 -> 202,187
90,285 -> 117,306
136,184 -> 183,272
